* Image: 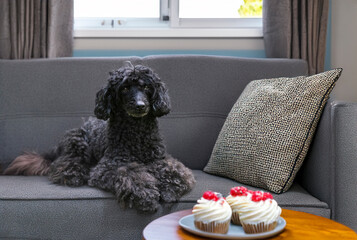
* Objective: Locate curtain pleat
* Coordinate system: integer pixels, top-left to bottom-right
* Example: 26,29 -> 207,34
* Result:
0,0 -> 73,59
47,0 -> 74,58
40,0 -> 48,58
263,0 -> 329,75
33,0 -> 41,58
0,0 -> 10,59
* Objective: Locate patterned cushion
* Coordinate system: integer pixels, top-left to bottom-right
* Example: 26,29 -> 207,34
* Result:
204,69 -> 342,193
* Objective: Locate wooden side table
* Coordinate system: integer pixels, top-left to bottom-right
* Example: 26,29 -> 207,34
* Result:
143,209 -> 357,240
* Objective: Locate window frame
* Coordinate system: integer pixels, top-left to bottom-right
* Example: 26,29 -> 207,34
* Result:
74,0 -> 263,38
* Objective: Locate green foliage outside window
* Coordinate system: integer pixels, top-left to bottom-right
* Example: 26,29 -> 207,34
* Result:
238,0 -> 263,18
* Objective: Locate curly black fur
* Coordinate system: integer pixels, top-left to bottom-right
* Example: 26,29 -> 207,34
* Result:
5,64 -> 196,212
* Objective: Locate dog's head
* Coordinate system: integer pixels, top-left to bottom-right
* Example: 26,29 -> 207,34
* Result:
94,64 -> 171,120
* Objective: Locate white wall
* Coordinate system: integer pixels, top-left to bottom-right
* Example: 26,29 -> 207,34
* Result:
330,0 -> 357,101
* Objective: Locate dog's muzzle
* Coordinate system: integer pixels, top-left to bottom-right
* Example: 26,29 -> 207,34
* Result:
127,100 -> 150,118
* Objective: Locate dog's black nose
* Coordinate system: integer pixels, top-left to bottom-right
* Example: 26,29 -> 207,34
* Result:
136,101 -> 146,111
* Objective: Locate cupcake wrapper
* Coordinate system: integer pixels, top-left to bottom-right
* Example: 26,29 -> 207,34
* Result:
241,221 -> 278,234
231,212 -> 241,226
194,220 -> 230,234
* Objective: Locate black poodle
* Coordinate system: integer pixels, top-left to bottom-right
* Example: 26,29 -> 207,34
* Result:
4,64 -> 196,212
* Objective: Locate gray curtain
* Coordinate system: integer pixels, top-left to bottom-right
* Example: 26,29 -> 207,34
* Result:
263,0 -> 329,75
0,0 -> 73,59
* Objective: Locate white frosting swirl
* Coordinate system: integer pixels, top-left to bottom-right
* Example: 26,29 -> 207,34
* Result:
226,193 -> 252,213
238,198 -> 281,224
192,197 -> 232,223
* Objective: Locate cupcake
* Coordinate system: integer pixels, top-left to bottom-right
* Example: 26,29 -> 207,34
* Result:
239,191 -> 282,234
192,191 -> 232,234
226,186 -> 253,225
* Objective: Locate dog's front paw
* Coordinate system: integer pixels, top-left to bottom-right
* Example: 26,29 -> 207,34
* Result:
137,188 -> 161,212
160,189 -> 179,203
115,184 -> 160,212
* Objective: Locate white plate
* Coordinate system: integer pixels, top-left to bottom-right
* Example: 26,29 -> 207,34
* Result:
179,215 -> 286,240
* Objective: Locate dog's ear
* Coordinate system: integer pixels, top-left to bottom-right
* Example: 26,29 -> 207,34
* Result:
152,79 -> 171,117
94,86 -> 112,120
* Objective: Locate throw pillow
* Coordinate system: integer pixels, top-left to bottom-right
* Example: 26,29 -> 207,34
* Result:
204,68 -> 342,193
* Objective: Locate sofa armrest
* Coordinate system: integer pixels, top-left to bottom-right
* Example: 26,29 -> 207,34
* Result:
299,99 -> 357,231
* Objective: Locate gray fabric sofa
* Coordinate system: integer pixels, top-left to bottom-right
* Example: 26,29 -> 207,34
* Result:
0,55 -> 356,239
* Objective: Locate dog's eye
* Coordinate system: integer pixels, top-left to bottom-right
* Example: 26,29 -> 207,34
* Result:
122,87 -> 129,93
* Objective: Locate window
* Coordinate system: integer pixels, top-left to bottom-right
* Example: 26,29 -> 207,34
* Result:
74,0 -> 164,28
74,0 -> 263,37
171,0 -> 262,28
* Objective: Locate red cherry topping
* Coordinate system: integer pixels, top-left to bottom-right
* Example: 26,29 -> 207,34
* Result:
203,191 -> 215,200
202,191 -> 223,201
251,191 -> 274,201
263,192 -> 273,200
230,186 -> 248,197
251,191 -> 263,202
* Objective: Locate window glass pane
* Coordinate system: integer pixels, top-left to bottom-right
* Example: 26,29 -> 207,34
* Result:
74,0 -> 160,18
179,0 -> 262,18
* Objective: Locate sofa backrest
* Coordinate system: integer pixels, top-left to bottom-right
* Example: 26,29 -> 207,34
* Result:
0,55 -> 308,170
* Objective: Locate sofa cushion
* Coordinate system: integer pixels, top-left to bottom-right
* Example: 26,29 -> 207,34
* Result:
0,171 -> 329,239
0,171 -> 328,208
204,69 -> 342,193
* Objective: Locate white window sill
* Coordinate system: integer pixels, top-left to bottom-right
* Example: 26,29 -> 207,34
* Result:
74,28 -> 263,38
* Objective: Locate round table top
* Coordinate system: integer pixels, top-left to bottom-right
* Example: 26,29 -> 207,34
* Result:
143,209 -> 357,240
